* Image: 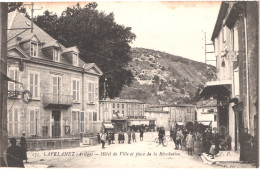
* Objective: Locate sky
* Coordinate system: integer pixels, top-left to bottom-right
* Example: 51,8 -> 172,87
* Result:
31,1 -> 221,66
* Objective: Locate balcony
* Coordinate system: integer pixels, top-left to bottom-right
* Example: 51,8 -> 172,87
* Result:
43,93 -> 73,109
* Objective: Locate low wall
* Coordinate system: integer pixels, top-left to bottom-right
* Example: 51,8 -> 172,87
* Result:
18,138 -> 80,151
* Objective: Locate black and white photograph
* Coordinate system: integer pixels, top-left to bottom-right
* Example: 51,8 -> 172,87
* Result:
0,1 -> 259,168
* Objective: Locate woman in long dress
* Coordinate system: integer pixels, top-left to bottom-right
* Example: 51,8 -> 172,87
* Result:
186,132 -> 194,155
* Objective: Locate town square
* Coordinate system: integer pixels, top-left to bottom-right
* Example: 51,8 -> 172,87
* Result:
0,1 -> 259,168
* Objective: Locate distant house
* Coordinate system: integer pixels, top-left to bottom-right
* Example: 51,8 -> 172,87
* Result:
196,99 -> 218,129
7,10 -> 103,142
99,98 -> 147,132
147,104 -> 196,130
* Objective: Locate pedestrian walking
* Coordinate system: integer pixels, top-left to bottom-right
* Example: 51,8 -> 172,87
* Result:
6,138 -> 24,168
140,129 -> 144,141
204,129 -> 212,154
175,129 -> 183,150
132,130 -> 136,142
173,128 -> 177,148
240,128 -> 252,162
97,133 -> 100,144
20,133 -> 28,163
186,131 -> 194,155
122,131 -> 125,143
108,132 -> 112,145
209,127 -> 220,159
127,129 -> 131,144
118,131 -> 122,144
100,131 -> 107,149
111,132 -> 115,144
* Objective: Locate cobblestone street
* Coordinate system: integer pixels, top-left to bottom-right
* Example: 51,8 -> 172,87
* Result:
24,132 -> 221,168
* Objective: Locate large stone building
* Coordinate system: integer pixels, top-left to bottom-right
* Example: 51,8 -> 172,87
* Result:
99,98 -> 147,132
7,10 -> 103,141
200,1 -> 258,156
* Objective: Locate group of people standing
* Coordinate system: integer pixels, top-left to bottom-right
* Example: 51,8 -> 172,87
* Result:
5,133 -> 28,167
98,129 -> 144,149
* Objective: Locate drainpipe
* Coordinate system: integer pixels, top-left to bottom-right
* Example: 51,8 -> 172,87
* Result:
243,6 -> 250,130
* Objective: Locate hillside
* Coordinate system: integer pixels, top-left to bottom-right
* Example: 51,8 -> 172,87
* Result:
119,47 -> 216,105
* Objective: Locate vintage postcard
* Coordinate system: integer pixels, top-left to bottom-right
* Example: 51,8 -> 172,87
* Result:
0,1 -> 258,168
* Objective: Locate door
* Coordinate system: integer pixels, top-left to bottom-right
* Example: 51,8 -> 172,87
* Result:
52,110 -> 61,138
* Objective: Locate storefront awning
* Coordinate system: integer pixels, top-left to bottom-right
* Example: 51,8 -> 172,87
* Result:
200,80 -> 232,98
103,123 -> 114,129
176,122 -> 184,126
198,121 -> 212,126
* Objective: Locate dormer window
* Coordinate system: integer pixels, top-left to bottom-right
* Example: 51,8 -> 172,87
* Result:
30,42 -> 38,57
72,53 -> 78,66
53,48 -> 60,62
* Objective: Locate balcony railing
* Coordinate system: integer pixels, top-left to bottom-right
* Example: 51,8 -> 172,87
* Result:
43,93 -> 73,108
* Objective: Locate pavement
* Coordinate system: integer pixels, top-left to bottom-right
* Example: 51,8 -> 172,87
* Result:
200,150 -> 256,168
23,132 -> 222,168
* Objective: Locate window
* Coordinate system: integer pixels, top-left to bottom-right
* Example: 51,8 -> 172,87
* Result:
30,42 -> 38,57
113,103 -> 115,108
234,67 -> 240,96
117,103 -> 120,108
8,68 -> 19,91
214,115 -> 217,122
122,110 -> 124,115
72,79 -> 80,102
233,27 -> 239,51
122,104 -> 124,109
52,75 -> 62,102
29,109 -> 39,135
88,83 -> 95,103
80,111 -> 85,133
72,110 -> 79,133
8,109 -> 19,136
28,71 -> 40,98
93,112 -> 97,121
179,115 -> 182,122
72,53 -> 78,66
89,111 -> 93,122
53,49 -> 60,62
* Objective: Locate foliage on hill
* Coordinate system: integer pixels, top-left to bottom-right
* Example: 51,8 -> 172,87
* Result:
119,48 -> 216,105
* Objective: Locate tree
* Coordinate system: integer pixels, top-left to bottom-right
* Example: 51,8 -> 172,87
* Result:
8,2 -> 27,14
35,2 -> 136,99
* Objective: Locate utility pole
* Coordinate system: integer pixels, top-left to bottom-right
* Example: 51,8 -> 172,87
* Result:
0,2 -> 8,167
204,32 -> 216,65
103,77 -> 107,99
23,2 -> 42,33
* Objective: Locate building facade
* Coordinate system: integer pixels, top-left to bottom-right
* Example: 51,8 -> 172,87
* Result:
144,109 -> 168,131
99,98 -> 147,132
146,105 -> 196,130
196,99 -> 218,129
7,10 -> 103,139
201,1 -> 258,154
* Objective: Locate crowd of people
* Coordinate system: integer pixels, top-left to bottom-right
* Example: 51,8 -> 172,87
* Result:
97,129 -> 144,149
168,127 -> 230,158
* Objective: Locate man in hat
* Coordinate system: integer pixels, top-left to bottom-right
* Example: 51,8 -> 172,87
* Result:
20,133 -> 28,163
6,138 -> 24,167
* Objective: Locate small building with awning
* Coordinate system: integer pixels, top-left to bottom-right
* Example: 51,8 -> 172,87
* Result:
196,98 -> 218,129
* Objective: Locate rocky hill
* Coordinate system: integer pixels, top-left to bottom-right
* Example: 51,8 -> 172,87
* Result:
119,47 -> 216,105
